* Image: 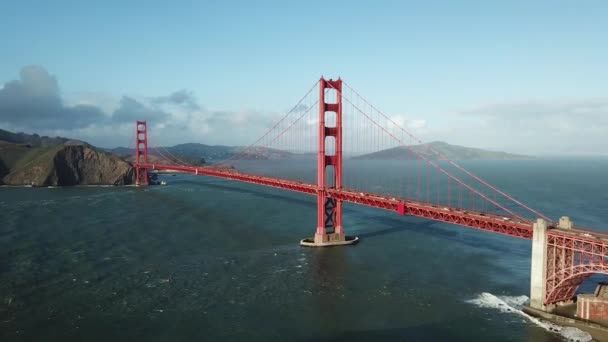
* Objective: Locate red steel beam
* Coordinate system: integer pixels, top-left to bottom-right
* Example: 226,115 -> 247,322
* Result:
544,230 -> 608,304
140,163 -> 317,195
140,163 -> 538,239
139,163 -> 608,243
325,188 -> 534,239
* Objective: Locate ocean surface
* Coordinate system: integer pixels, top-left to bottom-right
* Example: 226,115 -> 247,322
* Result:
1,159 -> 607,342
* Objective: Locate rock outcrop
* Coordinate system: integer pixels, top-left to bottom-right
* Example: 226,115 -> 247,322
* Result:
1,144 -> 135,186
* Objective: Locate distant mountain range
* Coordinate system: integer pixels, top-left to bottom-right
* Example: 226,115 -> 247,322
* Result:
0,128 -> 295,186
352,141 -> 532,160
0,127 -> 534,186
110,143 -> 293,162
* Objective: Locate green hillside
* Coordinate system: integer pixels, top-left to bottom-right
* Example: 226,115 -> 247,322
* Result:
0,130 -> 134,186
352,141 -> 532,160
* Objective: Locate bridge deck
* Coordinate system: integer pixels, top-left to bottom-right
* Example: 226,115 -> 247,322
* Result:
142,163 -> 541,238
141,163 -> 608,243
139,164 -> 608,248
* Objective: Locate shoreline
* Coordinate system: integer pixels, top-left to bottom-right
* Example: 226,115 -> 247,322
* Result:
523,306 -> 608,342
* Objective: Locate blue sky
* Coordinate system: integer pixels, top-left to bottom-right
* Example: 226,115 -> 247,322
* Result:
0,0 -> 607,153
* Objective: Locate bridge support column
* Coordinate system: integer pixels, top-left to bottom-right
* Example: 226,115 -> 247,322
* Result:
530,218 -> 548,310
300,77 -> 357,247
135,120 -> 149,186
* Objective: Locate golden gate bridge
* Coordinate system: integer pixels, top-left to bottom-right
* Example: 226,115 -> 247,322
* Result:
132,77 -> 608,317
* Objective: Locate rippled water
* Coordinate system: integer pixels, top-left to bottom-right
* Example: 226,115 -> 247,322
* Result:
1,159 -> 607,341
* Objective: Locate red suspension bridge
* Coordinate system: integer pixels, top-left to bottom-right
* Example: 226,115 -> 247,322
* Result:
133,78 -> 608,316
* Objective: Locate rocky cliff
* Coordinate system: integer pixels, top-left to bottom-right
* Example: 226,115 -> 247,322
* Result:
1,144 -> 135,186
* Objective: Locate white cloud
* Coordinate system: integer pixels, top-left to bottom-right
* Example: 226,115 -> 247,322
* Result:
408,119 -> 426,130
0,66 -> 288,148
2,66 -> 606,155
430,98 -> 608,155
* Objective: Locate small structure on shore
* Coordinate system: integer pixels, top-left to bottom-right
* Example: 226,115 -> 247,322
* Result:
577,283 -> 608,322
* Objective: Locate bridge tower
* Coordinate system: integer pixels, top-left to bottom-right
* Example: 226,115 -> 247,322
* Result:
135,120 -> 149,186
300,78 -> 358,247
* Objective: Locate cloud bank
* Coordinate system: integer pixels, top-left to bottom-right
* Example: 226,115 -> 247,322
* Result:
0,66 -> 106,129
443,99 -> 608,155
0,65 -> 282,148
0,65 -> 606,155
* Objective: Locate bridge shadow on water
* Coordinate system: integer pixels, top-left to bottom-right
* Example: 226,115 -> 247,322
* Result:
172,178 -> 530,256
356,213 -> 530,257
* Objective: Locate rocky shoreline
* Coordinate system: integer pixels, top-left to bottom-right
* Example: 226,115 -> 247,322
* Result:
1,144 -> 135,187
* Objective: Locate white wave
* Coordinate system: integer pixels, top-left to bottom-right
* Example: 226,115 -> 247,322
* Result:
467,292 -> 592,342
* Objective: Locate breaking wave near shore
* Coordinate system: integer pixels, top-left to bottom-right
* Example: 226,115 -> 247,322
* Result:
467,292 -> 592,342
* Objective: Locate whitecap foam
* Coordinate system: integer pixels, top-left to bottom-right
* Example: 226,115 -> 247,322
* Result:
467,292 -> 592,342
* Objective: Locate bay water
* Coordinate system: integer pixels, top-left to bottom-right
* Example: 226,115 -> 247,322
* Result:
1,159 -> 607,341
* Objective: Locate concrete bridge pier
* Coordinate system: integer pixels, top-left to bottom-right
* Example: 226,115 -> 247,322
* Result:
530,218 -> 548,310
